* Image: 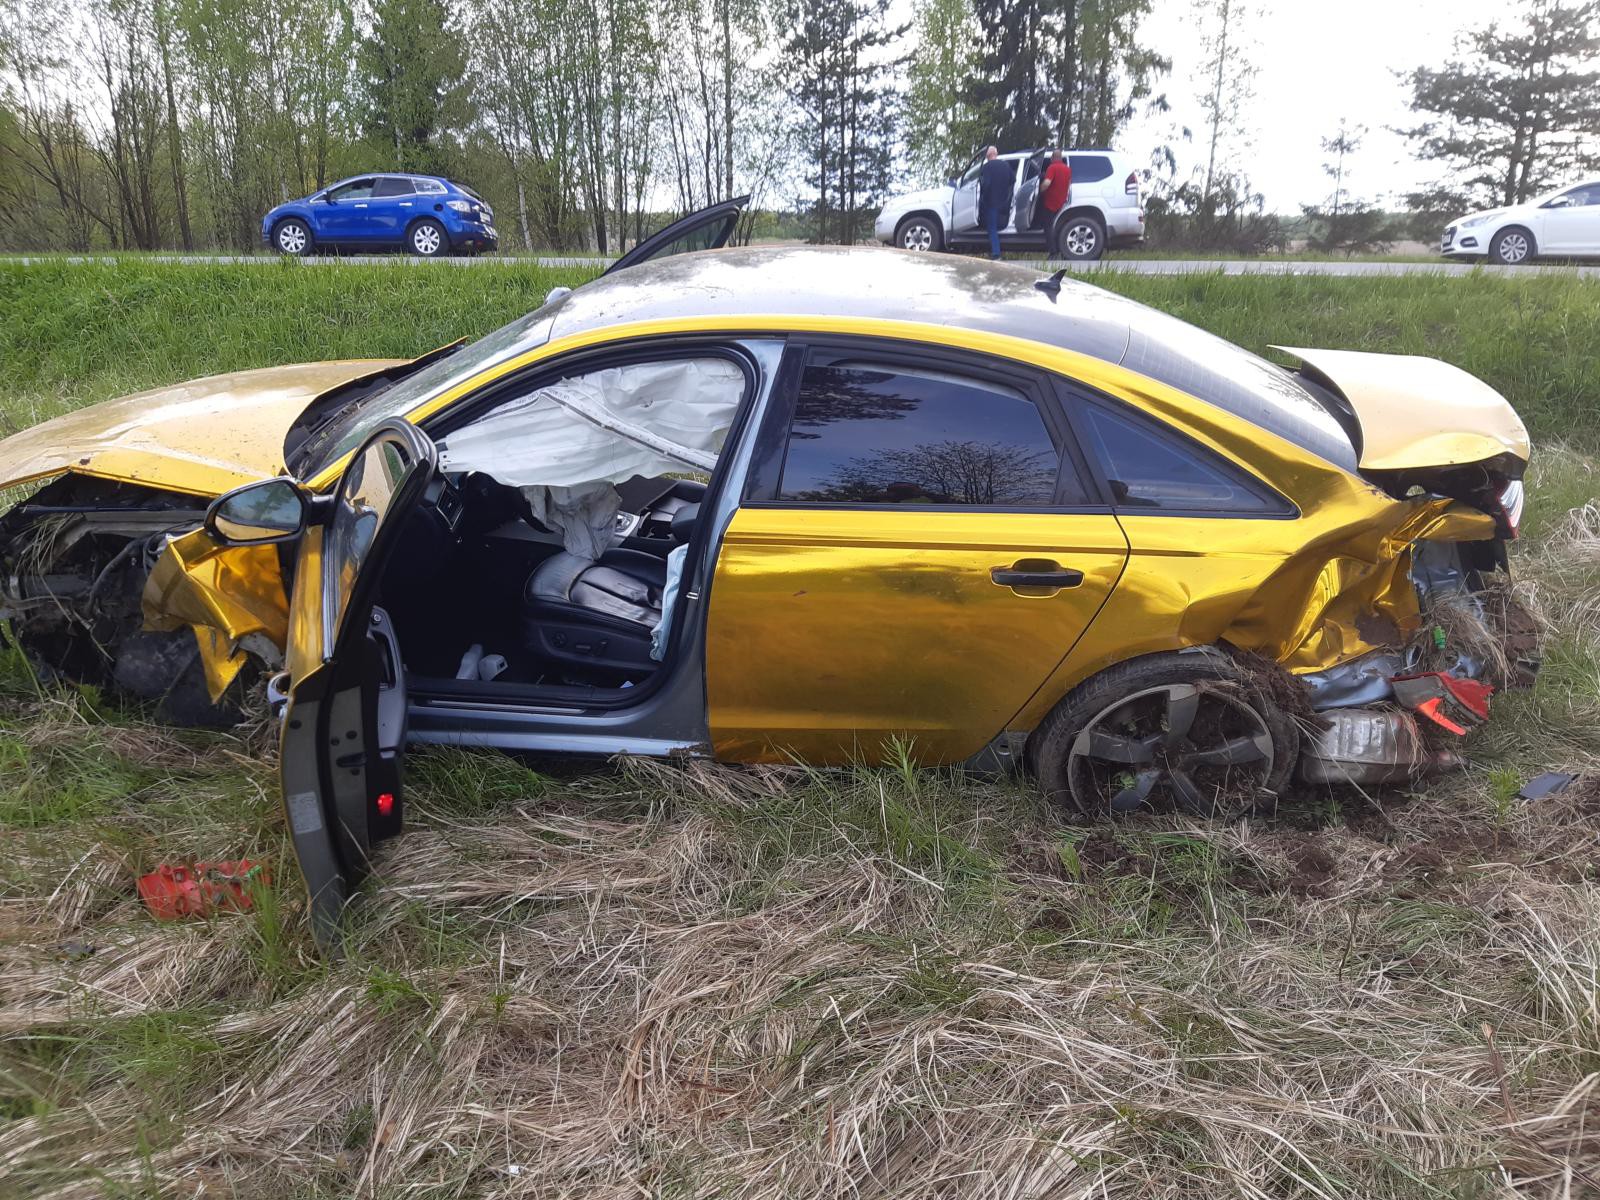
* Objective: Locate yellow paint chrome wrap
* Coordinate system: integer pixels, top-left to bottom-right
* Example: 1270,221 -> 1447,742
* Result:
284,525 -> 328,690
142,528 -> 290,698
0,360 -> 405,497
706,507 -> 1128,763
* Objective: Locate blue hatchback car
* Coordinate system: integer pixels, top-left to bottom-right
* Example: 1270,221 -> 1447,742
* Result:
262,173 -> 498,257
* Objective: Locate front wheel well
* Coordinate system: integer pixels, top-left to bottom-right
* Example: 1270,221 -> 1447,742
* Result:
895,210 -> 943,235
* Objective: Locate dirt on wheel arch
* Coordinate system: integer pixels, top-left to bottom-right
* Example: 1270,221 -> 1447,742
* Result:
1225,646 -> 1327,731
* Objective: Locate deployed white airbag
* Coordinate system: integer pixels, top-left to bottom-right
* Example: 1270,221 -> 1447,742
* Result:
438,357 -> 744,557
439,357 -> 743,486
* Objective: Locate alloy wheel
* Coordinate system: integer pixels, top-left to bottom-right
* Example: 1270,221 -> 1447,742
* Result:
1063,222 -> 1099,258
1066,682 -> 1275,816
277,223 -> 307,254
412,224 -> 443,255
1497,232 -> 1530,263
901,222 -> 934,251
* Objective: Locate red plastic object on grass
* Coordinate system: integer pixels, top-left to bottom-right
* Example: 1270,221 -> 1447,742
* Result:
1391,672 -> 1495,736
138,860 -> 269,920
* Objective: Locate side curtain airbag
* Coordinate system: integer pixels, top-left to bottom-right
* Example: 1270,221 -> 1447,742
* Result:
439,357 -> 744,557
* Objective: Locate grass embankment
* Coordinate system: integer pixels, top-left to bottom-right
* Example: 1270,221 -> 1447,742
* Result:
1,261 -> 1599,1195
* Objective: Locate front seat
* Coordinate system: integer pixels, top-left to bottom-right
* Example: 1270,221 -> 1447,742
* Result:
523,548 -> 667,678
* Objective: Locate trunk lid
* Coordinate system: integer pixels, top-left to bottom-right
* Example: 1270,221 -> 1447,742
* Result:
1272,346 -> 1530,474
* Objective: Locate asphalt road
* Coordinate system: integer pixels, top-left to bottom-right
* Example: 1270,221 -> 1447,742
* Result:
4,253 -> 1598,277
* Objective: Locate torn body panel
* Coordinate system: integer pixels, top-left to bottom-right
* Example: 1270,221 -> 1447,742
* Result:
142,529 -> 289,698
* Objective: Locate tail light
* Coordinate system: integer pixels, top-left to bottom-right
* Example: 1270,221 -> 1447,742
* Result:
1125,172 -> 1140,197
1498,480 -> 1524,539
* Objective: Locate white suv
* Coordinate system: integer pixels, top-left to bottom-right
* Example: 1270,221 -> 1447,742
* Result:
1441,178 -> 1600,264
873,148 -> 1145,261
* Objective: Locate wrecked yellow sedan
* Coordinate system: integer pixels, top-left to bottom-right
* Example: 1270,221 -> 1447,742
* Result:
0,211 -> 1534,933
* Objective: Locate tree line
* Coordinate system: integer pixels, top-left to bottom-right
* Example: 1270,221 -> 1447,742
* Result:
0,0 -> 1595,254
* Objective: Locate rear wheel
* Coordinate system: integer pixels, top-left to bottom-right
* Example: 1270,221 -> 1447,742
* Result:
896,215 -> 943,252
1489,226 -> 1535,265
1029,650 -> 1298,819
1053,214 -> 1105,261
408,219 -> 447,257
273,218 -> 312,256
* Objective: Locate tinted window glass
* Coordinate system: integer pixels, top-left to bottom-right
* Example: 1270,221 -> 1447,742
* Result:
639,212 -> 737,262
327,179 -> 375,202
373,177 -> 414,197
779,362 -> 1072,506
1079,402 -> 1280,513
1068,155 -> 1113,183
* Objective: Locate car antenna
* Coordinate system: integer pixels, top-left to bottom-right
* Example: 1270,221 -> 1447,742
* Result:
1034,267 -> 1068,302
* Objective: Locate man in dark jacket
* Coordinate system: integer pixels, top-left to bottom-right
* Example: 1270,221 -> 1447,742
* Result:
977,146 -> 1013,260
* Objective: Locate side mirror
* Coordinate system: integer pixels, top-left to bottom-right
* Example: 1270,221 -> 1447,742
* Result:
205,478 -> 309,546
544,285 -> 572,306
322,193 -> 337,204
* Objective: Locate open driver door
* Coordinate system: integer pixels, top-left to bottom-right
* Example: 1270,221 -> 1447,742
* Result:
276,419 -> 435,945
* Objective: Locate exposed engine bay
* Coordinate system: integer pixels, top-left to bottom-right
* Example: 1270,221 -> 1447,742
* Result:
0,468 -> 708,718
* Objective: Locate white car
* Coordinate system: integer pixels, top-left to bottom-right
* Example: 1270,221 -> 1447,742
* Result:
1441,178 -> 1600,264
873,148 -> 1145,261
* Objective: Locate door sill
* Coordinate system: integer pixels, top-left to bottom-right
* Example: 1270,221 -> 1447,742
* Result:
410,672 -> 655,713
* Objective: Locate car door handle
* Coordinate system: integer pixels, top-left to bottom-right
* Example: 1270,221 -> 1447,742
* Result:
990,561 -> 1085,590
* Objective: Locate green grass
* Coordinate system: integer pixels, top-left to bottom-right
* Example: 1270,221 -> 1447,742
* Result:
1,260 -> 1599,1196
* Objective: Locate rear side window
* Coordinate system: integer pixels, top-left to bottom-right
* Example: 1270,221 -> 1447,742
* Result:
777,361 -> 1077,506
1068,155 -> 1113,183
1078,401 -> 1289,514
414,178 -> 447,195
373,177 -> 414,197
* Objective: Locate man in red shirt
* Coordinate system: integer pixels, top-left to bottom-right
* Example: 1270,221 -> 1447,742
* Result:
1040,150 -> 1072,227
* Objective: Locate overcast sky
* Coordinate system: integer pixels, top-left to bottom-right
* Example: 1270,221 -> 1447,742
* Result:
1115,0 -> 1514,210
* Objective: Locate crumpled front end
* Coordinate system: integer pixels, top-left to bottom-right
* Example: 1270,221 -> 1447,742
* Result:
142,528 -> 290,700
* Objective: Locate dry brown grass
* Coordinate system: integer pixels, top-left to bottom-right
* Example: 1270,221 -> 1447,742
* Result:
1,449 -> 1599,1199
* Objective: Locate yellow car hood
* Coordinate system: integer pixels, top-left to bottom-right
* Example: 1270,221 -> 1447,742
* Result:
0,359 -> 406,498
1274,346 -> 1530,472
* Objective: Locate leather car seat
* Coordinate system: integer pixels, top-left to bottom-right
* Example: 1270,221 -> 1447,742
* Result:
523,548 -> 668,677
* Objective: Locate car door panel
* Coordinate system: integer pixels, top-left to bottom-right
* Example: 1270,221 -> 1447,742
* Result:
1539,188 -> 1600,252
706,507 -> 1128,762
318,199 -> 371,243
279,420 -> 435,943
364,178 -> 415,243
316,180 -> 379,243
951,168 -> 982,232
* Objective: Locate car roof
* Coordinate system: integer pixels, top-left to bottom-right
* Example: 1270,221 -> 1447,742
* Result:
544,245 -> 1356,471
326,172 -> 452,186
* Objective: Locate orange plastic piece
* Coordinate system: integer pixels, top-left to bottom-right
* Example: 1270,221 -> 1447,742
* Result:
137,860 -> 269,920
